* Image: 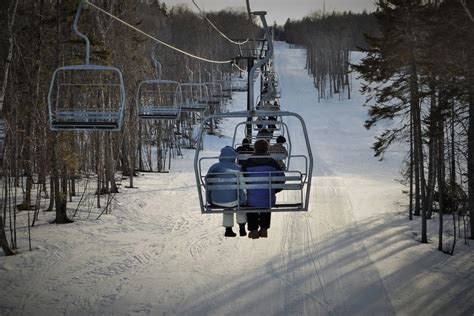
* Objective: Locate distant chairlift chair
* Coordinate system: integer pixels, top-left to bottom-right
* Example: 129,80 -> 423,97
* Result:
136,79 -> 183,120
180,83 -> 207,113
136,45 -> 183,120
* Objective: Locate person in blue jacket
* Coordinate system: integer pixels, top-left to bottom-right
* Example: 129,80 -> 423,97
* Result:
206,146 -> 247,237
242,139 -> 284,239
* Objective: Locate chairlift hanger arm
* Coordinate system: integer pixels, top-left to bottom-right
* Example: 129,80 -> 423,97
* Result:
73,0 -> 90,64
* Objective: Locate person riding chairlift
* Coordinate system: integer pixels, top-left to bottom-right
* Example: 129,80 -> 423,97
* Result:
242,139 -> 284,239
205,146 -> 247,237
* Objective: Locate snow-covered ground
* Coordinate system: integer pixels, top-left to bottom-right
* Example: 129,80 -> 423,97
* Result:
1,42 -> 473,315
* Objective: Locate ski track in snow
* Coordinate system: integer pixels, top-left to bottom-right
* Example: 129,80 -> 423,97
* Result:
1,42 -> 473,316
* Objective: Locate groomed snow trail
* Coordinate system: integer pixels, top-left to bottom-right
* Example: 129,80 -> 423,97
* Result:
1,42 -> 406,315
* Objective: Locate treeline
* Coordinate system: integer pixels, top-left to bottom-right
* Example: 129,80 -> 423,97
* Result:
355,0 -> 474,251
0,0 -> 259,255
281,11 -> 377,100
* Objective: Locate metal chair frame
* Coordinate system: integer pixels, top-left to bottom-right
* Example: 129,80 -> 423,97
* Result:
180,83 -> 208,112
194,110 -> 313,214
136,79 -> 183,120
48,1 -> 125,131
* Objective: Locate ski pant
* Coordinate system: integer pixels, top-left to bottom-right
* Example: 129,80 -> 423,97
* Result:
223,212 -> 247,227
247,212 -> 271,231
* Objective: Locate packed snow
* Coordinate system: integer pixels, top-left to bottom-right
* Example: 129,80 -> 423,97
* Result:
1,42 -> 473,315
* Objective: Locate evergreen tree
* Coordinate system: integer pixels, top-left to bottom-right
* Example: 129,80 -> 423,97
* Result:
355,0 -> 431,242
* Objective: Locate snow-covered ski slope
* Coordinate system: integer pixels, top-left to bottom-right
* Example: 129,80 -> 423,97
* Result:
1,42 -> 473,316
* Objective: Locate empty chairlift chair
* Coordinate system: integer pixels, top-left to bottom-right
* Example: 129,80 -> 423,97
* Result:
180,83 -> 207,113
137,43 -> 184,120
204,82 -> 224,103
202,82 -> 224,116
230,73 -> 248,92
136,79 -> 183,120
256,96 -> 280,111
195,83 -> 211,108
216,71 -> 232,98
217,80 -> 232,99
48,0 -> 125,131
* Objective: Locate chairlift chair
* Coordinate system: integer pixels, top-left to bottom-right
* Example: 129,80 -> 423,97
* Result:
256,96 -> 280,111
137,42 -> 184,120
195,83 -> 212,106
230,116 -> 288,161
246,116 -> 284,137
48,0 -> 125,131
230,73 -> 248,92
180,83 -> 207,113
217,80 -> 232,98
214,70 -> 232,97
202,82 -> 224,115
136,79 -> 183,120
204,82 -> 225,100
194,110 -> 313,214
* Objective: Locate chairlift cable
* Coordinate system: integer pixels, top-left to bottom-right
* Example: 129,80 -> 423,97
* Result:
192,0 -> 249,46
84,0 -> 232,64
232,63 -> 246,73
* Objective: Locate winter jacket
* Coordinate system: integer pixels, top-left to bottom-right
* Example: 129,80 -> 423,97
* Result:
205,146 -> 247,208
269,143 -> 288,169
236,144 -> 254,165
242,154 -> 284,208
256,128 -> 273,141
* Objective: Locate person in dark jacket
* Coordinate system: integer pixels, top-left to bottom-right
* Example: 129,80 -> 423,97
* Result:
256,128 -> 273,141
242,139 -> 284,239
235,138 -> 253,165
206,146 -> 247,237
269,135 -> 288,170
267,116 -> 277,134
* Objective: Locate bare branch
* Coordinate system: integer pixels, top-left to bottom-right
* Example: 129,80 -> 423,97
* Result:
0,0 -> 19,111
460,0 -> 474,22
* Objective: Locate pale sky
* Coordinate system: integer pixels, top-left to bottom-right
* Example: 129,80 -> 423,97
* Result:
162,0 -> 377,25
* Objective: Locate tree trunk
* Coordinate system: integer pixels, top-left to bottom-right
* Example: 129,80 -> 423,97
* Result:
0,0 -> 19,112
127,129 -> 135,188
409,108 -> 414,220
410,59 -> 427,242
53,135 -> 70,224
0,215 -> 15,256
450,98 -> 457,254
413,93 -> 421,217
426,86 -> 437,219
468,53 -> 474,239
105,132 -> 118,193
46,174 -> 54,211
437,107 -> 445,251
21,0 -> 45,211
52,0 -> 70,224
138,121 -> 144,170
